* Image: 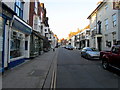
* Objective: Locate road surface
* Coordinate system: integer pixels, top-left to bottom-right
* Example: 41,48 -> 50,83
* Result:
56,48 -> 120,88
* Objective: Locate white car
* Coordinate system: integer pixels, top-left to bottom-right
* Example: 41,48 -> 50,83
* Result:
81,47 -> 100,59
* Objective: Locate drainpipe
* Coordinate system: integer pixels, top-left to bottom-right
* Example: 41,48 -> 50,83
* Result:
95,11 -> 98,49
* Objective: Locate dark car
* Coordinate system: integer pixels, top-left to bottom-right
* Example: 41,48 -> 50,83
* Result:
65,45 -> 74,50
81,47 -> 100,59
100,45 -> 120,70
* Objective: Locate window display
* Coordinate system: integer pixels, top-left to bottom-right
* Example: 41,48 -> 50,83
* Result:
10,29 -> 25,59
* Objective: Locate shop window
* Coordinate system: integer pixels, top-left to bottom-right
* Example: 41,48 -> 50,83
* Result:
10,30 -> 24,59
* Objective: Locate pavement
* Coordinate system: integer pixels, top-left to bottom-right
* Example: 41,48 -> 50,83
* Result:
2,48 -> 59,89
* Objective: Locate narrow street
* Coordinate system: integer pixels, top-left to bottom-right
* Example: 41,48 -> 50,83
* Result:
56,48 -> 120,88
1,0 -> 120,89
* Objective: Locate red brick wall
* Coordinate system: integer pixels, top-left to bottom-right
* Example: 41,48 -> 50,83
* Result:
29,1 -> 35,27
29,0 -> 42,27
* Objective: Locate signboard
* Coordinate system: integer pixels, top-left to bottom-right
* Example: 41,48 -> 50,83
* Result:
12,18 -> 32,35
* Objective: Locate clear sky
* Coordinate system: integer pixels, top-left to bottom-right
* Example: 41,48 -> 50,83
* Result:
40,0 -> 101,39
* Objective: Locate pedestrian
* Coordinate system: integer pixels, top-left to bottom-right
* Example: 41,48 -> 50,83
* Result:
53,48 -> 55,51
52,46 -> 55,52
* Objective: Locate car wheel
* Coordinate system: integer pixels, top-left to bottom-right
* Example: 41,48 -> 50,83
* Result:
102,60 -> 109,69
81,54 -> 83,57
81,53 -> 83,57
86,54 -> 91,59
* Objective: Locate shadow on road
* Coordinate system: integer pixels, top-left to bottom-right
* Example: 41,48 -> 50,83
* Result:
107,67 -> 120,76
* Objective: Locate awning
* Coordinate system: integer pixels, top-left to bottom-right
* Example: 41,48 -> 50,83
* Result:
32,30 -> 45,40
12,15 -> 32,35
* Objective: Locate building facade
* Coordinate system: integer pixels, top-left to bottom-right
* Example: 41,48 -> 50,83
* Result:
1,0 -> 32,70
0,2 -> 16,71
79,29 -> 90,49
88,0 -> 120,51
29,0 -> 45,57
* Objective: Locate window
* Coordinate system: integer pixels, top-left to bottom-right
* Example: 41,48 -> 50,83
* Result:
10,30 -> 25,59
112,14 -> 117,27
34,17 -> 38,30
45,29 -> 47,32
105,4 -> 108,11
34,0 -> 38,14
15,0 -> 24,18
105,19 -> 108,30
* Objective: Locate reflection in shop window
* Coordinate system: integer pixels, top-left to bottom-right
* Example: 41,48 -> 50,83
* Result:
10,30 -> 24,59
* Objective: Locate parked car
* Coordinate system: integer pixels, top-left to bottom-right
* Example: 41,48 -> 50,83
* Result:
65,45 -> 74,50
100,45 -> 120,70
81,47 -> 100,59
62,45 -> 66,48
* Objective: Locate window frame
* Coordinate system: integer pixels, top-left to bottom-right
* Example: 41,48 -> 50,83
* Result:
112,14 -> 117,27
105,19 -> 108,31
15,0 -> 24,19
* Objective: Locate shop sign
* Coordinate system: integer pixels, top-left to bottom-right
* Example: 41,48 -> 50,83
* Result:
13,18 -> 32,34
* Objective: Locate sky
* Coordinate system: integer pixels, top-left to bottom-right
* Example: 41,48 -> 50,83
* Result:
40,0 -> 101,39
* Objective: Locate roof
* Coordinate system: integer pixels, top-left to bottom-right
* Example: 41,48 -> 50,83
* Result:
87,1 -> 106,19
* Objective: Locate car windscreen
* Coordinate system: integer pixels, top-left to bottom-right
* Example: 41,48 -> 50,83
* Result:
86,48 -> 92,51
91,48 -> 98,51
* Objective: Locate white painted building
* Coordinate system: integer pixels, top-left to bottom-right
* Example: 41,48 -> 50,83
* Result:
88,0 -> 120,51
79,29 -> 90,49
2,0 -> 32,69
70,36 -> 75,48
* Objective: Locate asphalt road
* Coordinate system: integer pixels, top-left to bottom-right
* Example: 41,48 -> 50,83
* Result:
56,48 -> 120,88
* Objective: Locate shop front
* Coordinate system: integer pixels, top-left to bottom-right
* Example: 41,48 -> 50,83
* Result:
8,15 -> 32,68
0,16 -> 4,72
0,2 -> 16,72
30,30 -> 44,58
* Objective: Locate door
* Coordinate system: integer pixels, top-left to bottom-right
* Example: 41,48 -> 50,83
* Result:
97,37 -> 102,51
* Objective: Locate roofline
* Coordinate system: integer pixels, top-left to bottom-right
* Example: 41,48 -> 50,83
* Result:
87,1 -> 106,19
